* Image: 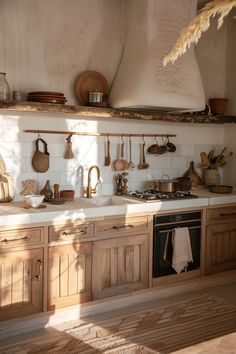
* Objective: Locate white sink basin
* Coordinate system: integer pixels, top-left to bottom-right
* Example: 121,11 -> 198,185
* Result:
81,196 -> 140,207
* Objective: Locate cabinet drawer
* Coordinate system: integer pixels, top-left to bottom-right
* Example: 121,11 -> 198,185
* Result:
94,217 -> 149,237
49,223 -> 94,242
206,205 -> 236,223
0,227 -> 43,249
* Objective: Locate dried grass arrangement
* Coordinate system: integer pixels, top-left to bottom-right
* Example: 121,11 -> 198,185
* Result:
163,0 -> 236,66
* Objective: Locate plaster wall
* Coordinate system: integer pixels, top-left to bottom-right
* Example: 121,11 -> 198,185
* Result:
0,0 -> 234,200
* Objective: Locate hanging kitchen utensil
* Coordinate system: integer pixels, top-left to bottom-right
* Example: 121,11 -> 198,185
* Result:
64,133 -> 74,159
104,135 -> 111,166
166,136 -> 176,153
32,138 -> 50,173
138,136 -> 149,169
182,161 -> 203,187
113,137 -> 129,171
128,136 -> 135,170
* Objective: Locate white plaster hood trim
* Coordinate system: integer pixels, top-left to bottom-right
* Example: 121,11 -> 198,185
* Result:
109,0 -> 205,112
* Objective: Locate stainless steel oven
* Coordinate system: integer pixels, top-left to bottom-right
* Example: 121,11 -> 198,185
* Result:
153,211 -> 201,277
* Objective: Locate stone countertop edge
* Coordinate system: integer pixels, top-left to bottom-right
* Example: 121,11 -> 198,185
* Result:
0,191 -> 235,226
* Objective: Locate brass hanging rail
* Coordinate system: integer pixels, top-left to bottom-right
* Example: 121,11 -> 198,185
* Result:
24,130 -> 176,138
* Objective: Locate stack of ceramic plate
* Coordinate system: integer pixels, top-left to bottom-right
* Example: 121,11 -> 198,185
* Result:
27,91 -> 67,104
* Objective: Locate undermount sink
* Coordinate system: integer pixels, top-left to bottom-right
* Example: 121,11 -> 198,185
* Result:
81,196 -> 139,207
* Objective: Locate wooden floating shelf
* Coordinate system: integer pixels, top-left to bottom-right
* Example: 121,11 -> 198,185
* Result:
1,101 -> 236,124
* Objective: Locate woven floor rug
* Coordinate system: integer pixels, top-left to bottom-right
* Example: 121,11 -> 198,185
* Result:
0,293 -> 236,354
65,293 -> 236,354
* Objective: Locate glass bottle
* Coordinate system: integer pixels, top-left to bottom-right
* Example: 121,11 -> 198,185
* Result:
0,72 -> 10,102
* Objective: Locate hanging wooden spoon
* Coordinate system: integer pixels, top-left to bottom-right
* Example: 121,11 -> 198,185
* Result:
104,136 -> 111,166
128,136 -> 135,170
138,138 -> 149,169
113,137 -> 129,171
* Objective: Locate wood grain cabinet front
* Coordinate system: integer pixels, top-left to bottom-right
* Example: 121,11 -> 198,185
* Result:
0,227 -> 43,249
94,216 -> 149,237
48,242 -> 92,309
48,223 -> 94,243
92,233 -> 149,300
206,221 -> 236,275
0,248 -> 44,321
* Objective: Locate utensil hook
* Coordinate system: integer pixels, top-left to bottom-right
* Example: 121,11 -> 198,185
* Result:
66,133 -> 73,142
121,135 -> 124,143
106,134 -> 110,143
37,131 -> 41,139
141,135 -> 145,143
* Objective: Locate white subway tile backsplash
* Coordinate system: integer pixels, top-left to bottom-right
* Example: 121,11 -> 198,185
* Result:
180,144 -> 195,156
171,157 -> 187,170
0,115 -> 226,199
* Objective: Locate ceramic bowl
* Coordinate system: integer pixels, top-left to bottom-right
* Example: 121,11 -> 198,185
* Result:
24,194 -> 44,208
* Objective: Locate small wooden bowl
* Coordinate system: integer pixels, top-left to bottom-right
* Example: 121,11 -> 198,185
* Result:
209,185 -> 233,194
60,190 -> 75,201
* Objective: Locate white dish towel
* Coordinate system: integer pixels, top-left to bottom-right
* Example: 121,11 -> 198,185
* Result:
172,227 -> 193,274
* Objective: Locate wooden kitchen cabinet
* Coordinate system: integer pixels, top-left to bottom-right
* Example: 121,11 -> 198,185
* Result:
206,222 -> 236,274
48,242 -> 92,309
205,205 -> 236,275
0,248 -> 44,321
92,233 -> 149,300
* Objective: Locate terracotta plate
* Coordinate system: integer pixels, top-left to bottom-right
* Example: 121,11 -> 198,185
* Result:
28,91 -> 64,96
75,71 -> 109,105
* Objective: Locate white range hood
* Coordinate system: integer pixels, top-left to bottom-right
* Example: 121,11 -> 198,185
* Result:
109,0 -> 205,112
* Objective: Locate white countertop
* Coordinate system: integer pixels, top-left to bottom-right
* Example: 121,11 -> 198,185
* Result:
0,189 -> 235,226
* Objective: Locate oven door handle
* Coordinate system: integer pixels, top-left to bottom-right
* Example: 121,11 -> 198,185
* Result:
158,225 -> 201,234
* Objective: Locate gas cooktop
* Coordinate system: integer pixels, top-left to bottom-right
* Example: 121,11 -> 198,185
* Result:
127,190 -> 199,202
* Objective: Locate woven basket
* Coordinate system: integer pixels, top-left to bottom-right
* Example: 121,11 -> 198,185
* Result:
32,138 -> 50,173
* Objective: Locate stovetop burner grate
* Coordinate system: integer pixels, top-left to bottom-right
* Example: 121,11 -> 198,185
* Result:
127,190 -> 199,202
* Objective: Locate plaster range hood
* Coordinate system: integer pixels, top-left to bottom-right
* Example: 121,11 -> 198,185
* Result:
109,0 -> 205,112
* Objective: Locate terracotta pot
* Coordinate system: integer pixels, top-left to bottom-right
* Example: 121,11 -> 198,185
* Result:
209,98 -> 228,115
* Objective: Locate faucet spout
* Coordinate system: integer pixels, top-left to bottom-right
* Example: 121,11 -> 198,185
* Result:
86,165 -> 101,198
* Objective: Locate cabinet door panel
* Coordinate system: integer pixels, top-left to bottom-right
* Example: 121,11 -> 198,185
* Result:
0,248 -> 43,321
48,242 -> 91,309
92,234 -> 149,300
206,222 -> 236,274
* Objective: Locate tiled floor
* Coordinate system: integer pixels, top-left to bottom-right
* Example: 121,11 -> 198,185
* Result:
0,283 -> 236,354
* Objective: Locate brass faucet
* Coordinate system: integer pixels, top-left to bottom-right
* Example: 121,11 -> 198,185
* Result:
86,165 -> 101,198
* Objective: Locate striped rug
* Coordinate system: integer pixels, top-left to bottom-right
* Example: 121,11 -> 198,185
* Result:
66,293 -> 236,353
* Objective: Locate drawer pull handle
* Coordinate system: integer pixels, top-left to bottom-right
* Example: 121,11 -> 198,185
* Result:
1,236 -> 30,244
78,229 -> 87,235
219,213 -> 236,217
62,229 -> 87,236
35,259 -> 43,281
112,224 -> 134,231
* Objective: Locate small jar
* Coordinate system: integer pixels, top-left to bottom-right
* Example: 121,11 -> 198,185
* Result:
0,72 -> 10,102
